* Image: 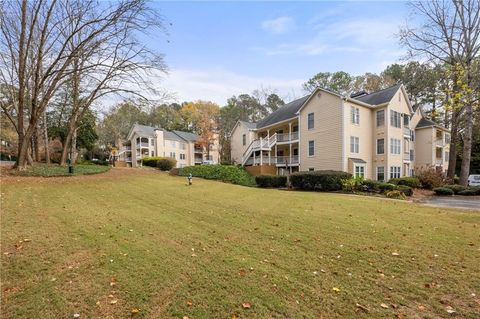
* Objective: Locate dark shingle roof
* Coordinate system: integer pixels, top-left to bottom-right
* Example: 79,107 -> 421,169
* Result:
354,84 -> 401,105
172,130 -> 200,142
349,158 -> 367,164
255,95 -> 310,129
415,117 -> 437,129
239,120 -> 257,129
132,124 -> 156,136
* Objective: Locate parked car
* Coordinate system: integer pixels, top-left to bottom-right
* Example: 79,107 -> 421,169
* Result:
467,174 -> 480,186
202,160 -> 215,165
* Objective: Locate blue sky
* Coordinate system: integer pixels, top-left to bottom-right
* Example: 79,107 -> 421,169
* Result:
150,1 -> 410,105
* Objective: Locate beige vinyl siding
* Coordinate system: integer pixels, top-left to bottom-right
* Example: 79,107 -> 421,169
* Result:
414,127 -> 434,170
299,91 -> 343,172
344,101 -> 374,179
372,106 -> 388,180
230,122 -> 256,164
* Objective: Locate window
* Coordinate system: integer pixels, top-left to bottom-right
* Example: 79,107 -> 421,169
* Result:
207,155 -> 213,161
390,166 -> 401,179
377,166 -> 385,182
308,140 -> 315,156
354,165 -> 365,178
150,139 -> 154,146
169,152 -> 175,159
350,136 -> 359,153
308,168 -> 314,172
180,143 -> 186,150
376,138 -> 384,155
151,151 -> 154,156
390,110 -> 401,128
170,141 -> 176,148
445,134 -> 451,144
410,149 -> 415,161
403,115 -> 409,126
179,153 -> 186,160
242,134 -> 246,146
411,130 -> 415,141
307,113 -> 314,130
445,151 -> 449,161
390,138 -> 401,154
376,110 -> 385,127
351,107 -> 360,125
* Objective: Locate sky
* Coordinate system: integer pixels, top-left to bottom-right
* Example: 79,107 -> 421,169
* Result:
147,1 -> 411,105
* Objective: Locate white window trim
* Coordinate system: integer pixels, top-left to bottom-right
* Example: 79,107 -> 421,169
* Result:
376,110 -> 385,127
354,163 -> 366,178
307,113 -> 315,130
350,136 -> 359,154
351,107 -> 360,125
308,140 -> 315,157
376,166 -> 385,181
376,138 -> 385,155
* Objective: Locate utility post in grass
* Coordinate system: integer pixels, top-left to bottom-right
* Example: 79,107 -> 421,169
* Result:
68,143 -> 74,174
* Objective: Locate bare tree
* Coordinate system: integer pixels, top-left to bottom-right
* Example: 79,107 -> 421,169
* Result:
400,0 -> 480,185
0,0 -> 166,170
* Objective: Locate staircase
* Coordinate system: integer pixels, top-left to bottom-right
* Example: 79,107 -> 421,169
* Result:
241,134 -> 277,166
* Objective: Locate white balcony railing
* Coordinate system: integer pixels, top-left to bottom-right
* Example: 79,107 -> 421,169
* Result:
403,127 -> 411,137
435,158 -> 443,166
435,138 -> 444,147
137,142 -> 149,148
276,132 -> 299,143
403,153 -> 411,161
276,155 -> 299,165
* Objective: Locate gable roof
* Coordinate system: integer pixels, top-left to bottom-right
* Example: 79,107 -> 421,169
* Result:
353,84 -> 402,105
127,124 -> 200,142
239,120 -> 257,129
172,130 -> 200,142
255,95 -> 310,129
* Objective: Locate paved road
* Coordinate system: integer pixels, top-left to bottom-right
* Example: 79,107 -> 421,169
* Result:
422,196 -> 480,211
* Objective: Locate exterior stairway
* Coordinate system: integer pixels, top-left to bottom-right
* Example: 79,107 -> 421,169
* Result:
241,133 -> 277,166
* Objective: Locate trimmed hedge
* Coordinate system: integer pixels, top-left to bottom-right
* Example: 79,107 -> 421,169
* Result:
178,165 -> 255,187
444,184 -> 467,194
290,170 -> 351,191
361,179 -> 382,192
256,175 -> 287,188
157,158 -> 176,171
457,189 -> 478,196
378,183 -> 397,193
389,177 -> 421,188
433,187 -> 454,196
142,156 -> 162,167
397,185 -> 413,196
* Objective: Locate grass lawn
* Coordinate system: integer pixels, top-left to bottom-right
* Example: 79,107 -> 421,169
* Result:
11,163 -> 111,177
1,169 -> 479,318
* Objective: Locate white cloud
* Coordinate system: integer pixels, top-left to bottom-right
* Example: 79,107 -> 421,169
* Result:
156,67 -> 304,105
261,16 -> 295,34
260,17 -> 403,58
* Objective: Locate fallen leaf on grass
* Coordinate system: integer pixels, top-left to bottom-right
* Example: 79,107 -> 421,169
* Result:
186,301 -> 193,307
446,306 -> 456,314
380,303 -> 389,309
110,300 -> 117,305
355,303 -> 369,312
242,302 -> 251,309
391,252 -> 400,256
332,287 -> 341,293
131,308 -> 140,314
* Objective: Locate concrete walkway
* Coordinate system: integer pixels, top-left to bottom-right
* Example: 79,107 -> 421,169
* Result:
421,196 -> 480,211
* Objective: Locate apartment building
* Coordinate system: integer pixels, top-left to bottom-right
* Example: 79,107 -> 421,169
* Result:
117,124 -> 220,168
231,84 -> 450,180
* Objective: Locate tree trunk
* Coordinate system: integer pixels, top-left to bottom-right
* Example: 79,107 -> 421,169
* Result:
72,128 -> 78,163
447,109 -> 459,180
35,125 -> 41,161
43,110 -> 50,164
60,128 -> 73,166
459,103 -> 473,186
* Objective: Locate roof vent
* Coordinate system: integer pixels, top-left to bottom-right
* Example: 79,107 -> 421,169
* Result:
350,91 -> 368,98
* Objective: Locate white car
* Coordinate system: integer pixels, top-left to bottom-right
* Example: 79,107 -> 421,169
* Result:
202,160 -> 215,165
467,174 -> 480,187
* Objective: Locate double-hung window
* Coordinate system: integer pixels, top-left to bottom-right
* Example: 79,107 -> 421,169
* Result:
351,107 -> 360,125
377,138 -> 385,154
377,167 -> 385,182
390,138 -> 401,154
308,140 -> 315,156
390,110 -> 401,128
350,136 -> 359,153
390,166 -> 401,179
354,165 -> 365,178
376,110 -> 385,127
307,113 -> 314,130
242,134 -> 246,146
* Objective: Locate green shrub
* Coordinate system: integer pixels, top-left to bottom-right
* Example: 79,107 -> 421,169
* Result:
397,185 -> 413,196
341,176 -> 365,192
416,167 -> 445,189
290,170 -> 352,192
385,190 -> 406,200
255,175 -> 287,188
444,184 -> 467,194
433,187 -> 454,196
457,189 -> 478,196
142,156 -> 162,167
179,165 -> 255,187
378,183 -> 397,193
389,177 -> 421,188
361,179 -> 382,192
470,186 -> 480,195
157,158 -> 176,171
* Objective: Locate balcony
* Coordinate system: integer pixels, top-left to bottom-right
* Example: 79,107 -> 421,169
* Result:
126,157 -> 132,162
244,155 -> 299,166
123,145 -> 131,151
194,157 -> 203,163
276,132 -> 299,143
136,142 -> 149,149
276,155 -> 299,165
403,128 -> 411,138
435,158 -> 443,166
194,147 -> 203,153
435,138 -> 444,147
403,153 -> 411,162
